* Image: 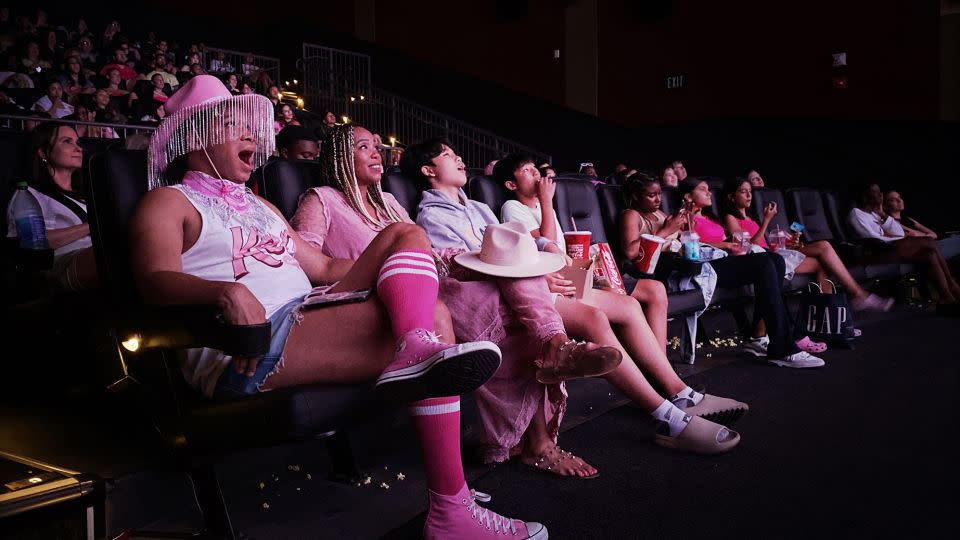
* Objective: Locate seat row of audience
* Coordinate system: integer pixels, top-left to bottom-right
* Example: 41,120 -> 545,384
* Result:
5,75 -> 960,538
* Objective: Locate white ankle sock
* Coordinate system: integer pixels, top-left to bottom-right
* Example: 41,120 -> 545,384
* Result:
670,386 -> 704,407
651,400 -> 691,437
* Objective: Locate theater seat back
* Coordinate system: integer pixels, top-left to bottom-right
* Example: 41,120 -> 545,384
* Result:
820,191 -> 850,243
597,184 -> 624,254
660,187 -> 680,216
87,148 -> 148,305
786,188 -> 835,243
553,179 -> 608,244
380,168 -> 420,219
467,175 -> 510,219
258,160 -> 324,221
750,188 -> 791,237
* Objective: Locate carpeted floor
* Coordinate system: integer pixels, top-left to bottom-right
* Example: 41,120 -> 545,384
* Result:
387,312 -> 959,539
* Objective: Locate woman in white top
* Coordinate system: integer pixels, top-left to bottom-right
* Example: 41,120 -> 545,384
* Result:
848,183 -> 959,306
5,123 -> 98,290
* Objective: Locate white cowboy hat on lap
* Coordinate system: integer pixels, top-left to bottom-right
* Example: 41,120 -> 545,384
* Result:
455,221 -> 566,278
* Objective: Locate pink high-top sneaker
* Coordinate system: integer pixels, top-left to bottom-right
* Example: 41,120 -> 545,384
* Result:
375,329 -> 502,402
423,484 -> 548,539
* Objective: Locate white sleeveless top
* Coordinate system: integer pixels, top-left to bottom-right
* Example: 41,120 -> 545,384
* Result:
169,172 -> 313,397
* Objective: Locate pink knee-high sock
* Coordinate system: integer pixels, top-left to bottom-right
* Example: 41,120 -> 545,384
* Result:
376,250 -> 439,338
410,396 -> 466,496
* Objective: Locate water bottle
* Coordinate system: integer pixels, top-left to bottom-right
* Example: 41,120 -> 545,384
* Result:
9,182 -> 49,250
681,231 -> 701,261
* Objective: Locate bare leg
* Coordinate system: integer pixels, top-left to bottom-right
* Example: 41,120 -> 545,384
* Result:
519,395 -> 598,477
798,241 -> 866,298
579,289 -> 685,397
893,238 -> 959,302
628,279 -> 668,349
263,298 -> 454,389
554,297 -> 666,411
330,222 -> 432,293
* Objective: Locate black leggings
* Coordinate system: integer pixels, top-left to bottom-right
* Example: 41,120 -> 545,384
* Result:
710,252 -> 799,358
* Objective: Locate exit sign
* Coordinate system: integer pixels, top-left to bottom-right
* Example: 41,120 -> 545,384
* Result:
665,74 -> 686,90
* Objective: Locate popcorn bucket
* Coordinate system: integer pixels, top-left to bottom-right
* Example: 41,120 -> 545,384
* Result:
563,231 -> 592,260
636,234 -> 666,274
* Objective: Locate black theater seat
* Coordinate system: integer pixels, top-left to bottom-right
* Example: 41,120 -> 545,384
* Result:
467,175 -> 510,218
750,188 -> 791,236
257,159 -> 325,221
596,184 -> 624,255
552,178 -> 608,243
87,148 -> 372,538
787,188 -> 835,243
380,167 -> 420,219
820,190 -> 851,244
661,187 -> 681,216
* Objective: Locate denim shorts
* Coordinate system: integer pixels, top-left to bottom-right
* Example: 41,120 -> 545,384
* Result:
213,297 -> 303,401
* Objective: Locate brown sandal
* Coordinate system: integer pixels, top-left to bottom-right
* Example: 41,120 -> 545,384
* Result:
520,446 -> 600,479
536,340 -> 622,385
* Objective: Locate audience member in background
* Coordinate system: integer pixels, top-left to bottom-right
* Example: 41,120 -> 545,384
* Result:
180,51 -> 201,73
208,50 -> 234,73
579,163 -> 598,177
77,35 -> 97,66
188,62 -> 205,79
266,84 -> 281,105
150,57 -> 180,89
117,40 -> 140,65
132,78 -> 538,539
538,164 -> 556,181
746,169 -> 765,188
406,138 -> 742,458
678,177 -> 826,368
99,47 -> 136,82
21,40 -> 52,74
661,165 -> 679,188
499,155 -> 670,347
68,18 -> 88,45
239,81 -> 254,95
849,183 -> 960,307
671,160 -> 688,181
40,29 -> 62,67
103,67 -> 131,97
102,20 -> 121,48
274,102 -> 300,134
883,190 -> 935,238
223,72 -> 240,95
722,177 -> 892,311
5,123 -> 98,290
92,88 -> 126,124
59,56 -> 94,99
241,53 -> 257,76
276,125 -> 319,160
70,100 -> 117,138
315,110 -> 338,138
621,173 -> 685,264
31,79 -> 73,119
251,70 -> 276,95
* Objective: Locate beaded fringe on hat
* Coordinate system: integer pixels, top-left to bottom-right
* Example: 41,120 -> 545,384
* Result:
147,94 -> 275,190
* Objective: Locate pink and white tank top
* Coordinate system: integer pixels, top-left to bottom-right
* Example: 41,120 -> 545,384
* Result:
169,171 -> 312,317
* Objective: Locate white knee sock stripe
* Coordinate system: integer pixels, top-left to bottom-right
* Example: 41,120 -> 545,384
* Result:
376,267 -> 440,286
385,251 -> 435,264
410,400 -> 461,416
380,258 -> 439,273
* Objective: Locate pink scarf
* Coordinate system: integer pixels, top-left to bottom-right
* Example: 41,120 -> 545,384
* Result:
182,171 -> 250,212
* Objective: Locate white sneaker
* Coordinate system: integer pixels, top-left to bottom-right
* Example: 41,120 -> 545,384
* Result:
768,351 -> 826,369
742,336 -> 769,357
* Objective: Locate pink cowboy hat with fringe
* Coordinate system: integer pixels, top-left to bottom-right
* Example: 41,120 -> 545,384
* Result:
147,74 -> 275,189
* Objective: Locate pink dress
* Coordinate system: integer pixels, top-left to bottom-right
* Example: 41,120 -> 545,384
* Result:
736,217 -> 769,248
291,186 -> 565,463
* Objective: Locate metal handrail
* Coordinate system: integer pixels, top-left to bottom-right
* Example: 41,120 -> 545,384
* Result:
0,114 -> 156,139
300,44 -> 551,167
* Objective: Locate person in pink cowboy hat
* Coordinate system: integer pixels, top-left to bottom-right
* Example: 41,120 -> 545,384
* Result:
128,75 -> 546,539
